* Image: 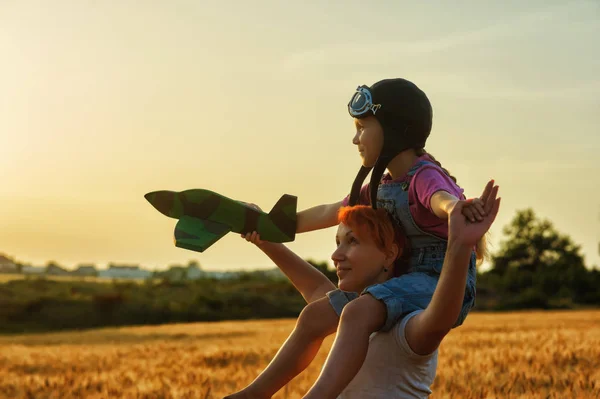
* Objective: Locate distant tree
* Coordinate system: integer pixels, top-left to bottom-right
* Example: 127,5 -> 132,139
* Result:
187,260 -> 202,270
46,261 -> 63,268
491,209 -> 590,303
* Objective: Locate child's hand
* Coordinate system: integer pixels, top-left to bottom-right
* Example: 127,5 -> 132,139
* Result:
446,198 -> 485,223
445,181 -> 493,223
461,197 -> 486,223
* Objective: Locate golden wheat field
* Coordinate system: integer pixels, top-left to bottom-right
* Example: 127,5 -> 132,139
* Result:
1,310 -> 599,399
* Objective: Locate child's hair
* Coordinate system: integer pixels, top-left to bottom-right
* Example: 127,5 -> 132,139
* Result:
338,205 -> 411,277
415,148 -> 489,264
415,148 -> 457,184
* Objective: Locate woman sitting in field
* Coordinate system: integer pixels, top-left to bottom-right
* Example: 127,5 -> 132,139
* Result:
226,181 -> 500,398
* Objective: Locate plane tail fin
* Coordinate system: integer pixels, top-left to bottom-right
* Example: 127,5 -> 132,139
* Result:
268,194 -> 297,241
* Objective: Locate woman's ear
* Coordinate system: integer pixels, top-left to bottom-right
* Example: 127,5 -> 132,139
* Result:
385,243 -> 399,266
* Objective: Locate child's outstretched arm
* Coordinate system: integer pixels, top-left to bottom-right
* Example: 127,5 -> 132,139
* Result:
296,200 -> 343,233
430,189 -> 487,221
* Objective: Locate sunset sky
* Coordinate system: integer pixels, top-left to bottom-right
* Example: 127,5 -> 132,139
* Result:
1,0 -> 599,272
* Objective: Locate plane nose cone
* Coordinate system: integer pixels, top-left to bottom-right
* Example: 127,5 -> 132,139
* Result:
145,190 -> 178,218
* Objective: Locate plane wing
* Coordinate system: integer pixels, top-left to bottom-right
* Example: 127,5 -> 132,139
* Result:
173,215 -> 231,253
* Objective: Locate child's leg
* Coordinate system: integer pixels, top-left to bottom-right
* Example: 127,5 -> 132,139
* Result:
225,296 -> 339,399
303,294 -> 386,399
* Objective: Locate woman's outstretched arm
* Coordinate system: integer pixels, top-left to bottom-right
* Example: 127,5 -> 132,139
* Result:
244,232 -> 336,303
406,180 -> 500,355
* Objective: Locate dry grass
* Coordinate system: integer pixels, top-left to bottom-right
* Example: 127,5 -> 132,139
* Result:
0,310 -> 598,398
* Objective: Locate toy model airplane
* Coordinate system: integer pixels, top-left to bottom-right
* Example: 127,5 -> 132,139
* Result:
145,189 -> 297,253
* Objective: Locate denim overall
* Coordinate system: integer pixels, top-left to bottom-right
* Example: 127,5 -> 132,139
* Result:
328,160 -> 477,332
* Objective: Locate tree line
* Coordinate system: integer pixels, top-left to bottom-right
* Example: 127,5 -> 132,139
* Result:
1,208 -> 598,334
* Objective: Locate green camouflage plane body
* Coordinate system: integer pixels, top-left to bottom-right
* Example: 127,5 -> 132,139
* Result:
144,189 -> 297,253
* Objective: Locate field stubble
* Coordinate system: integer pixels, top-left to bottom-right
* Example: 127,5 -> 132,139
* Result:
0,310 -> 598,399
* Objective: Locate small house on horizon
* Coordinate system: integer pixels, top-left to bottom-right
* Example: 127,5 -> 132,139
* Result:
0,254 -> 18,274
22,265 -> 46,275
73,264 -> 98,277
186,263 -> 204,280
98,264 -> 152,280
46,263 -> 70,276
155,261 -> 204,282
161,265 -> 187,282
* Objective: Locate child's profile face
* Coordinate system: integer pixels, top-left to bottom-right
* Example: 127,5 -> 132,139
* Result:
352,116 -> 384,167
331,222 -> 388,292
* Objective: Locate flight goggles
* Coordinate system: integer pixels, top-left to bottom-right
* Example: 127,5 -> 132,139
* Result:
348,85 -> 381,117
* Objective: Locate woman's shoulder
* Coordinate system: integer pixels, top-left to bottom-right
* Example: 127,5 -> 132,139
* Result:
392,310 -> 439,359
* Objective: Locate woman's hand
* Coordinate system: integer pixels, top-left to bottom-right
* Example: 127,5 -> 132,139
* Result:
449,180 -> 500,247
239,203 -> 266,246
241,231 -> 265,247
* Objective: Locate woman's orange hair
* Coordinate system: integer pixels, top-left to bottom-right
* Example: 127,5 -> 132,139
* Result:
337,205 -> 410,276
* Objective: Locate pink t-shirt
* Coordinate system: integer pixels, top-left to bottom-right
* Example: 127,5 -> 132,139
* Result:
342,155 -> 465,239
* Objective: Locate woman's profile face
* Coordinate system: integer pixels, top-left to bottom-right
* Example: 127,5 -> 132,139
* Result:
331,222 -> 388,293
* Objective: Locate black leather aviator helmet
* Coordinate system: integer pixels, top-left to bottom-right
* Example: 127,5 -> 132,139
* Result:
347,78 -> 433,209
